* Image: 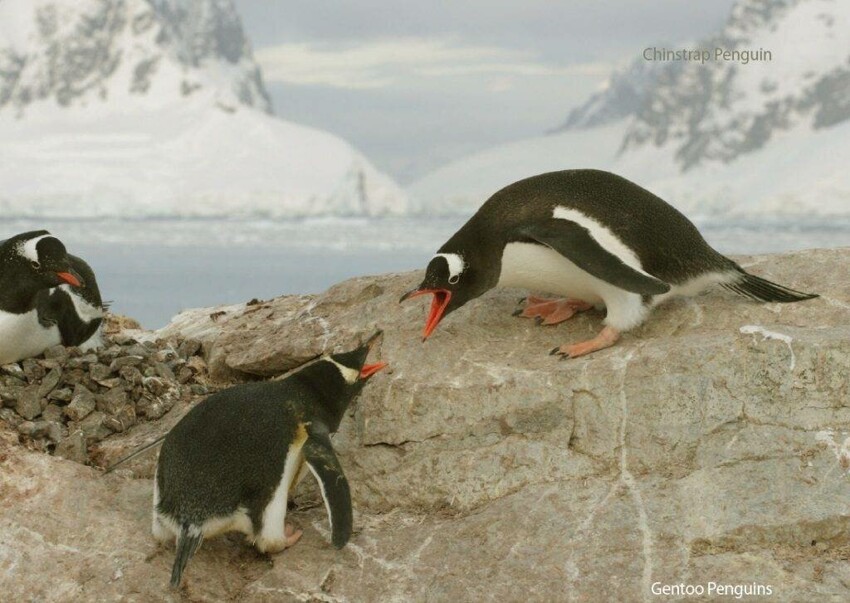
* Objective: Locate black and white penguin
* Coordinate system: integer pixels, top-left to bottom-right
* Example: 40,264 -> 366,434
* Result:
401,170 -> 817,358
153,331 -> 388,588
0,230 -> 105,364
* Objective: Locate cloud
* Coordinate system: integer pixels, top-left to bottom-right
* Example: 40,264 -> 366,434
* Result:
254,37 -> 611,89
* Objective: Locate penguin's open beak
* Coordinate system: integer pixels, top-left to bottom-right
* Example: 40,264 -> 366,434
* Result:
360,330 -> 387,378
360,362 -> 388,379
56,270 -> 83,287
399,288 -> 451,340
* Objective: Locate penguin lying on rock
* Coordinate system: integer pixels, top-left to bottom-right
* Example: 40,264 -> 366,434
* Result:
153,331 -> 388,588
0,230 -> 104,364
401,170 -> 817,358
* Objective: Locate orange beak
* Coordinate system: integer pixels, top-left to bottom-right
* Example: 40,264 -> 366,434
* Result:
360,362 -> 388,379
399,288 -> 451,340
56,271 -> 82,287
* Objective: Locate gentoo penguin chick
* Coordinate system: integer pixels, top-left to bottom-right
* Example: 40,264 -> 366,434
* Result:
0,230 -> 104,364
401,170 -> 817,358
153,331 -> 388,588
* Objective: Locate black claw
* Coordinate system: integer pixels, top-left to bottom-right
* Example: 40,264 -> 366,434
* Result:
559,353 -> 570,361
511,309 -> 523,317
535,316 -> 544,325
549,346 -> 560,356
518,296 -> 527,305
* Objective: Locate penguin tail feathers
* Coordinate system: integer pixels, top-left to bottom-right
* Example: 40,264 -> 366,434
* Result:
724,271 -> 818,304
170,523 -> 203,588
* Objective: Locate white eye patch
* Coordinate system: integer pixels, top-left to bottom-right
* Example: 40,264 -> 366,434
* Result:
434,253 -> 465,283
18,234 -> 54,263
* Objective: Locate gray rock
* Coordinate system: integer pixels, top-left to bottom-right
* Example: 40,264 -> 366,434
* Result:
78,411 -> 111,443
36,368 -> 62,399
21,359 -> 45,381
54,430 -> 88,464
176,367 -> 193,384
64,385 -> 96,422
178,338 -> 202,359
136,394 -> 173,420
103,405 -> 136,433
41,404 -> 64,423
1,249 -> 848,601
48,388 -> 73,403
0,384 -> 24,406
153,362 -> 175,381
0,407 -> 23,428
0,363 -> 25,379
109,356 -> 145,372
97,388 -> 128,416
89,363 -> 112,383
118,365 -> 143,387
42,346 -> 69,361
14,385 -> 43,420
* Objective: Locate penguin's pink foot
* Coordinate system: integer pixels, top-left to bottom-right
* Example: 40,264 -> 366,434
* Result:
256,523 -> 303,553
513,296 -> 593,325
549,326 -> 620,359
283,523 -> 303,547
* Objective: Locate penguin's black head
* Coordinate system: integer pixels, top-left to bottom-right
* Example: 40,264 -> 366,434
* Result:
399,252 -> 484,340
329,330 -> 388,384
3,230 -> 85,289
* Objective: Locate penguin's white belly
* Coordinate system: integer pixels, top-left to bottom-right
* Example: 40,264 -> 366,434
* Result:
497,242 -> 609,303
0,309 -> 61,365
496,242 -> 649,331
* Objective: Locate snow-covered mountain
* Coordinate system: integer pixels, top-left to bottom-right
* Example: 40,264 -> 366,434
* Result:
0,0 -> 407,218
411,0 -> 850,220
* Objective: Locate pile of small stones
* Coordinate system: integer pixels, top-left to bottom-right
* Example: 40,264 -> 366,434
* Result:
0,334 -> 215,465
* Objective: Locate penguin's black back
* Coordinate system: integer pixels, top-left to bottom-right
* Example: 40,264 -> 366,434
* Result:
158,382 -> 304,527
454,170 -> 733,283
157,364 -> 350,528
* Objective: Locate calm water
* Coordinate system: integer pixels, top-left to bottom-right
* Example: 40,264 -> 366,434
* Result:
5,216 -> 847,329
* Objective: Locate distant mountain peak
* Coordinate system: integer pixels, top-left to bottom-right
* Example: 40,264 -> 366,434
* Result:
555,0 -> 850,171
0,0 -> 272,117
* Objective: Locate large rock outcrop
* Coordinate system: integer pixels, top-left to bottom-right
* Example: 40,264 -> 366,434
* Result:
2,248 -> 849,601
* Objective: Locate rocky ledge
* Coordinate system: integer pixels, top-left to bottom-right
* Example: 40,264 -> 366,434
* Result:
1,248 -> 849,601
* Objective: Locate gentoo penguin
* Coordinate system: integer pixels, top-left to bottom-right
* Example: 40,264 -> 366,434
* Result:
401,170 -> 817,358
153,331 -> 388,588
0,230 -> 105,364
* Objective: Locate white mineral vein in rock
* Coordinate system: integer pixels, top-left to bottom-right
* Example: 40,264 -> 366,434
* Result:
739,324 -> 796,371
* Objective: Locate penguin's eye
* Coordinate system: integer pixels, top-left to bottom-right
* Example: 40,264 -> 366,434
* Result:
448,274 -> 460,285
30,260 -> 40,270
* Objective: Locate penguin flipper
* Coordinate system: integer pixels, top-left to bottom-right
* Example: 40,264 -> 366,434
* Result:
303,428 -> 352,549
35,288 -> 103,347
68,254 -> 104,308
518,219 -> 671,295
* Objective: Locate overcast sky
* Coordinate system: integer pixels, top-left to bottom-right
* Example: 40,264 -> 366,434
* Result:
234,1 -> 737,184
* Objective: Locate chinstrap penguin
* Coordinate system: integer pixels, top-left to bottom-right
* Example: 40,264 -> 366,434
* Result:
0,230 -> 105,364
153,331 -> 388,588
401,170 -> 817,358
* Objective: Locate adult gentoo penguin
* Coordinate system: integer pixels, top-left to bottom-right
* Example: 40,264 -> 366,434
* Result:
401,170 -> 817,358
153,331 -> 388,588
0,230 -> 104,364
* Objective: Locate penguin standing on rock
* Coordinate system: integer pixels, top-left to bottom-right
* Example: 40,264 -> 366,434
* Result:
401,170 -> 817,358
153,331 -> 388,588
0,230 -> 104,364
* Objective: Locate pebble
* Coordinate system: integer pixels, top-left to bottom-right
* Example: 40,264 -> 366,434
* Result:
15,385 -> 43,420
0,332 -> 214,464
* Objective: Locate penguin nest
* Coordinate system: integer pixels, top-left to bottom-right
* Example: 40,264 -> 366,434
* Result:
0,316 -> 215,465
